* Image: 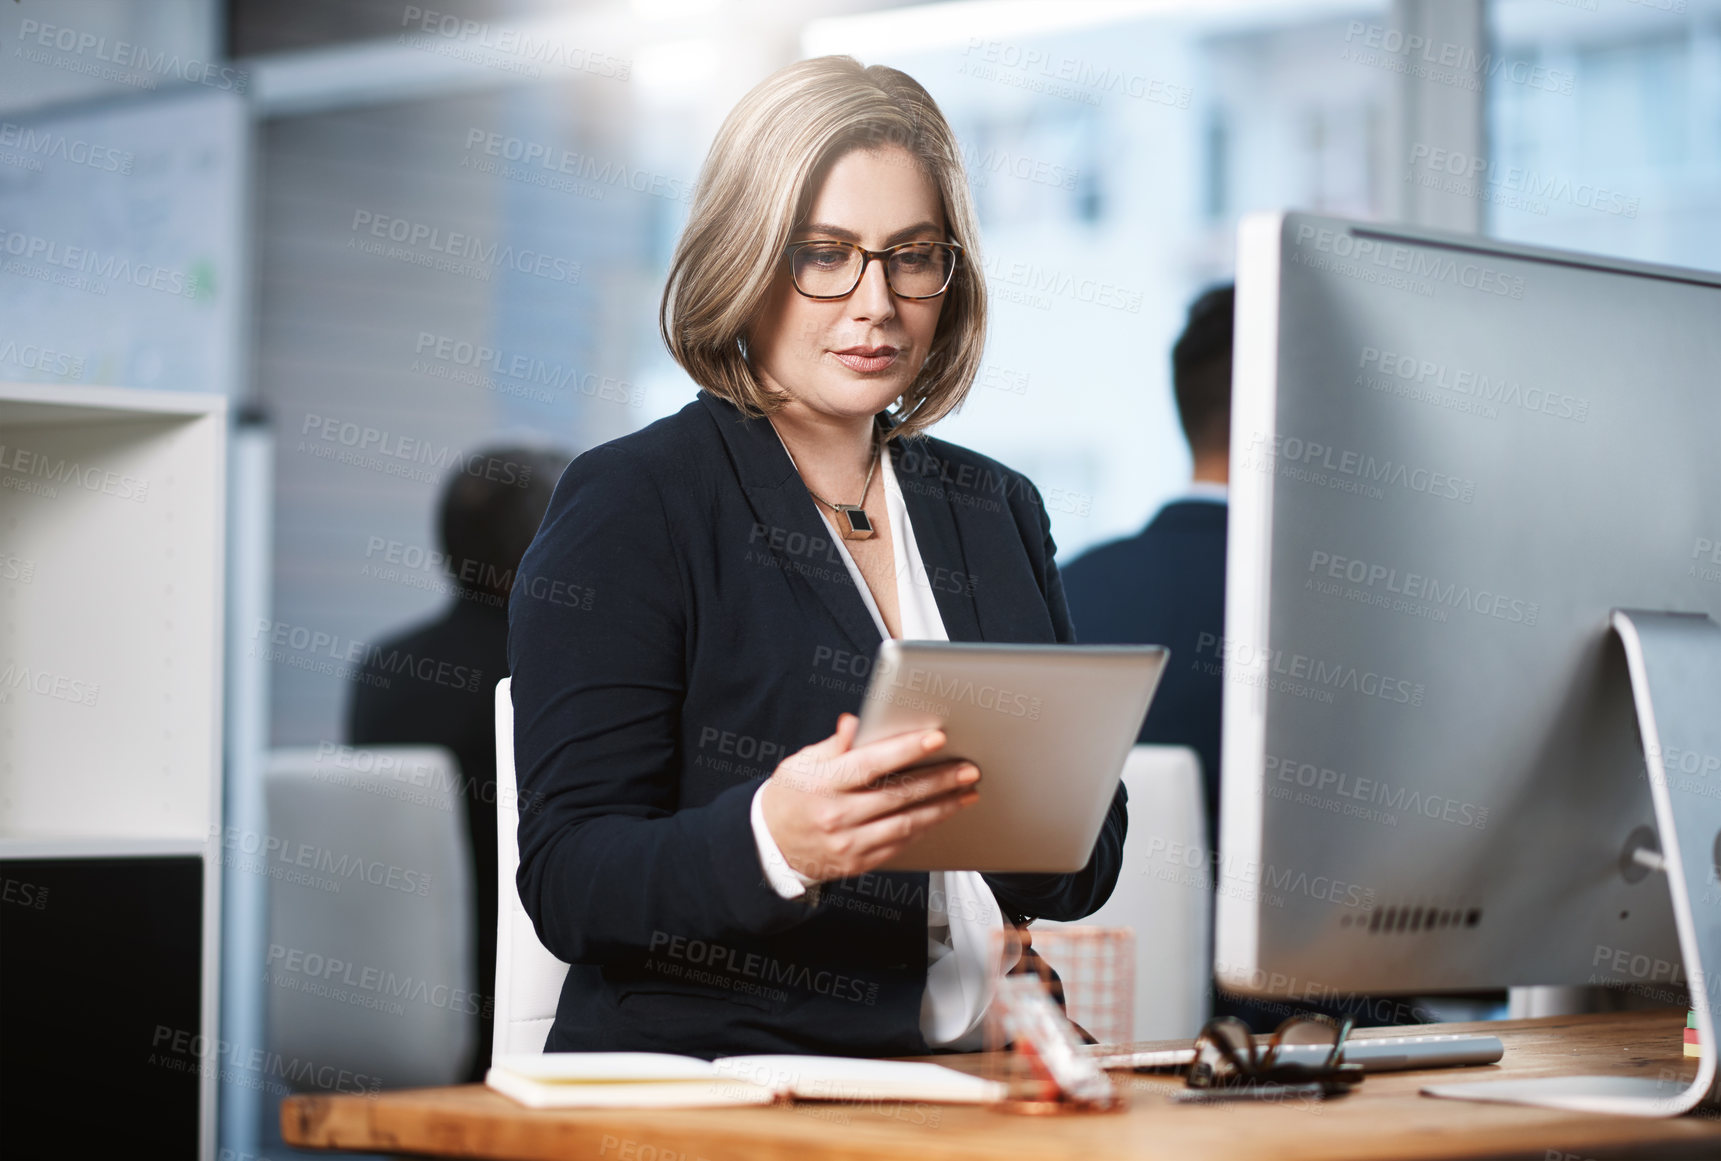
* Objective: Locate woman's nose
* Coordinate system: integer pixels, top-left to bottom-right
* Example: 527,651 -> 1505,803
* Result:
848,257 -> 896,321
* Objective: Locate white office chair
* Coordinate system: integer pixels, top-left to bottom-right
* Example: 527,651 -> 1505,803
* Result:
1041,744 -> 1213,1042
493,677 -> 571,1056
263,745 -> 475,1088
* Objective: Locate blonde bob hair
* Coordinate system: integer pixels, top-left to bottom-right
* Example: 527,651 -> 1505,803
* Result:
659,55 -> 986,440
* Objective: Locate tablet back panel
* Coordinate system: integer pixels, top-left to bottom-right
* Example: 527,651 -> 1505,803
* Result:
856,642 -> 1166,872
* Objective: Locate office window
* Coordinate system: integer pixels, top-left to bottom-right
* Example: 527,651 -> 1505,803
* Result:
1204,110 -> 1231,221
1487,0 -> 1721,270
960,105 -> 1103,228
806,2 -> 1394,557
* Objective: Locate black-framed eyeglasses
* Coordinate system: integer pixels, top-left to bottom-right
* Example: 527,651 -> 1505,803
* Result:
782,239 -> 962,300
1186,1013 -> 1362,1091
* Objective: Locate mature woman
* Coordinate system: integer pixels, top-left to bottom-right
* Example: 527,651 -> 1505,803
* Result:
509,55 -> 1126,1059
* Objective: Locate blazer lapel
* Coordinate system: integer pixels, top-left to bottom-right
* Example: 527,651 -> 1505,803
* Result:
699,392 -> 883,657
698,391 -> 995,649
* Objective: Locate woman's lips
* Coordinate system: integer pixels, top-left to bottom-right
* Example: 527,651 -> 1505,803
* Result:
831,349 -> 898,373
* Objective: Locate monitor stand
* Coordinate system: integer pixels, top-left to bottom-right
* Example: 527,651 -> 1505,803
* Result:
1423,610 -> 1720,1117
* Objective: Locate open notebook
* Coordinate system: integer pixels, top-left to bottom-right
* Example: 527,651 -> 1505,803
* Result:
486,1053 -> 1007,1109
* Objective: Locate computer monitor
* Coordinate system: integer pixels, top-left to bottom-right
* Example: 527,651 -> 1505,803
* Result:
1215,212 -> 1721,1113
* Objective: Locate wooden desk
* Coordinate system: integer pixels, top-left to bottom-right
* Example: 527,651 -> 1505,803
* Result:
282,1011 -> 1717,1161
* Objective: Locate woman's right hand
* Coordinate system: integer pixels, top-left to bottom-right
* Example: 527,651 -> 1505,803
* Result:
757,712 -> 981,883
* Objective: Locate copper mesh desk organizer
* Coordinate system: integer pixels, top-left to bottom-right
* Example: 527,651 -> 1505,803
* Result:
982,925 -> 1134,1112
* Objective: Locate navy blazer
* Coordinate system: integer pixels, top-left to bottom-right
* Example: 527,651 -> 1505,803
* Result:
507,390 -> 1127,1059
1059,499 -> 1228,835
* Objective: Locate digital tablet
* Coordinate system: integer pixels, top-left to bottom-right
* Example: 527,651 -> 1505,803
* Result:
851,641 -> 1168,873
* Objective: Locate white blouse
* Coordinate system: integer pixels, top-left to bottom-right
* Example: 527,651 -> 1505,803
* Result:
747,446 -> 1017,1050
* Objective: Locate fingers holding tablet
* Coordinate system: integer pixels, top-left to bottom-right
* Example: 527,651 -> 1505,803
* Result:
758,714 -> 983,883
850,780 -> 983,866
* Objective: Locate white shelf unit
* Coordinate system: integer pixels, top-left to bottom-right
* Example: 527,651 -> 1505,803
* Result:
0,382 -> 226,1161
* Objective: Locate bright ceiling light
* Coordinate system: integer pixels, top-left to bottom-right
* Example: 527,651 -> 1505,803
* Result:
630,0 -> 725,22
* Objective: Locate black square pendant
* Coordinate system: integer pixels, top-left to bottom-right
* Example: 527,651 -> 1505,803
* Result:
834,503 -> 875,540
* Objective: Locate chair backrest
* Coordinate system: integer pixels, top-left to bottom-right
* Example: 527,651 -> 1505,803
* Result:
492,676 -> 571,1056
1043,744 -> 1213,1042
264,745 -> 475,1088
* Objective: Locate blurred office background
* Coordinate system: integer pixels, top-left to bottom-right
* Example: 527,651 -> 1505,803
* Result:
1,0 -> 1718,1158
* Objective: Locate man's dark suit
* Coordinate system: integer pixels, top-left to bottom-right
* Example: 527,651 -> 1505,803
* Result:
507,390 -> 1127,1059
1059,499 -> 1227,834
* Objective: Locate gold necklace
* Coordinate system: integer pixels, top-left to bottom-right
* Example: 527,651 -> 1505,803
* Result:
771,423 -> 880,541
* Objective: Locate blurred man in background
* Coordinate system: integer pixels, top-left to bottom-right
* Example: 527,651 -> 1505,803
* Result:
1061,283 -> 1232,837
348,443 -> 573,1080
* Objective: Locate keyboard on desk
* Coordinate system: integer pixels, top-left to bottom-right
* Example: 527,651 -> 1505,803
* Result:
1096,1032 -> 1505,1074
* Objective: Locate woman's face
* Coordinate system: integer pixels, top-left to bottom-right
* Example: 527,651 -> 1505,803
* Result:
746,145 -> 949,424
